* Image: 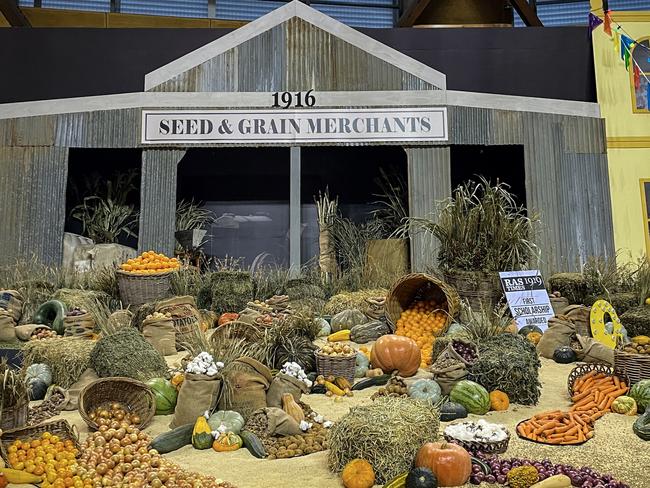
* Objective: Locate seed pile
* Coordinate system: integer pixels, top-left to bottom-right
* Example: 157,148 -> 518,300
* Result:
371,377 -> 408,399
27,388 -> 68,426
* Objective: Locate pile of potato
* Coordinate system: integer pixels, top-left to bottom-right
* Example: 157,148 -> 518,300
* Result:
318,343 -> 354,357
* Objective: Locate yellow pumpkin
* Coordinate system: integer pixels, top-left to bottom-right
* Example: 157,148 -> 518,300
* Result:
527,332 -> 542,345
489,390 -> 510,411
341,459 -> 375,488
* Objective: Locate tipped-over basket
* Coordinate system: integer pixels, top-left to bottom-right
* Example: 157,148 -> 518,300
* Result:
567,363 -> 630,397
79,377 -> 156,430
386,273 -> 460,331
614,349 -> 650,386
116,270 -> 173,308
1,419 -> 80,464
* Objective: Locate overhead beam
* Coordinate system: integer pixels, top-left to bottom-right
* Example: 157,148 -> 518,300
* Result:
0,0 -> 30,26
397,0 -> 431,27
511,0 -> 543,27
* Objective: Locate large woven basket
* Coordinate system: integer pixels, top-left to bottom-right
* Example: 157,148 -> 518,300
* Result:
1,419 -> 80,464
444,431 -> 510,455
386,273 -> 460,330
0,400 -> 28,431
79,377 -> 156,430
567,363 -> 629,397
614,350 -> 650,386
442,270 -> 502,312
315,352 -> 356,384
117,270 -> 173,308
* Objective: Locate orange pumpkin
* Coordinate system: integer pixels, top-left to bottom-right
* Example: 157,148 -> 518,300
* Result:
504,320 -> 518,334
414,441 -> 472,487
371,335 -> 421,377
341,459 -> 375,488
489,390 -> 510,411
218,313 -> 239,327
0,474 -> 7,488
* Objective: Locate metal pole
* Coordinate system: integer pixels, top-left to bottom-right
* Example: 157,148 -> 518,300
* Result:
289,147 -> 301,278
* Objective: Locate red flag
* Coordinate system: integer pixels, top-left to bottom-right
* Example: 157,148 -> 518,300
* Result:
634,65 -> 641,90
604,10 -> 612,36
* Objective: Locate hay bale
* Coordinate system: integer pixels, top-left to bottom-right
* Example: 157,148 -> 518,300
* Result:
22,337 -> 95,388
285,278 -> 327,301
323,289 -> 388,316
548,273 -> 587,305
90,327 -> 168,381
51,289 -> 114,329
210,272 -> 254,314
620,306 -> 650,337
328,397 -> 440,484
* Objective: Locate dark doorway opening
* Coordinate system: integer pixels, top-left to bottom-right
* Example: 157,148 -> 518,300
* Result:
450,145 -> 527,207
65,148 -> 141,249
176,147 -> 290,268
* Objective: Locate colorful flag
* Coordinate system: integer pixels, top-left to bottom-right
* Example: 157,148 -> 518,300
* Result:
588,12 -> 603,36
634,65 -> 641,90
604,10 -> 612,36
622,35 -> 635,70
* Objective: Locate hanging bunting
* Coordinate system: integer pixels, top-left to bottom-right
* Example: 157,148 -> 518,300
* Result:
634,65 -> 641,90
614,29 -> 620,54
622,35 -> 635,70
589,12 -> 603,36
603,10 -> 613,36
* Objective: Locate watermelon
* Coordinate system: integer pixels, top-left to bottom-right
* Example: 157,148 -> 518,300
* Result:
611,396 -> 637,416
147,378 -> 178,415
449,380 -> 490,415
629,379 -> 650,413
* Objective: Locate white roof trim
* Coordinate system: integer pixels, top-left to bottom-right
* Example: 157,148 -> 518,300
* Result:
144,0 -> 447,91
0,91 -> 600,120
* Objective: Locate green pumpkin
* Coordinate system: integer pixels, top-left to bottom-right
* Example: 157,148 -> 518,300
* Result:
449,380 -> 490,415
611,396 -> 638,416
315,317 -> 331,338
355,352 -> 370,378
192,416 -> 214,450
350,320 -> 391,344
33,300 -> 67,335
519,325 -> 543,337
633,410 -> 650,441
408,379 -> 442,405
26,363 -> 52,386
146,378 -> 178,415
440,402 -> 468,422
406,467 -> 438,488
208,410 -> 245,435
330,309 -> 366,333
629,379 -> 650,413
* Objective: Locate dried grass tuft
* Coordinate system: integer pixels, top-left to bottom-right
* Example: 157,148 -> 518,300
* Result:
323,289 -> 388,315
22,338 -> 95,388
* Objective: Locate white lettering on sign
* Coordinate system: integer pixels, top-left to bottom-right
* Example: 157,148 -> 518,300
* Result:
141,108 -> 448,145
499,270 -> 554,332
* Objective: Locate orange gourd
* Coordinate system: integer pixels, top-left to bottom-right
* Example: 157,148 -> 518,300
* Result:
212,432 -> 243,452
489,390 -> 510,411
341,459 -> 375,488
527,332 -> 542,345
414,441 -> 472,487
0,474 -> 7,488
370,335 -> 421,377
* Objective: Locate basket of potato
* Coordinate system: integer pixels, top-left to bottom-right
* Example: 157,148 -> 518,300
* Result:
315,343 -> 356,384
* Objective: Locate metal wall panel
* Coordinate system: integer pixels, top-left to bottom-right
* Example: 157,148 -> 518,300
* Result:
151,19 -> 437,93
138,149 -> 186,255
0,146 -> 68,266
406,146 -> 451,272
448,106 -> 493,145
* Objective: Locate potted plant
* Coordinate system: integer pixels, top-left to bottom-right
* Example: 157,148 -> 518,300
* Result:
175,199 -> 216,251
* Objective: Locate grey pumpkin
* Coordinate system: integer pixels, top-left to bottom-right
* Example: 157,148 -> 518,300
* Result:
350,320 -> 391,343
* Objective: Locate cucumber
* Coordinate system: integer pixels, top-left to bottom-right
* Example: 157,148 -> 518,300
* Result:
351,374 -> 392,391
240,430 -> 266,458
150,423 -> 194,454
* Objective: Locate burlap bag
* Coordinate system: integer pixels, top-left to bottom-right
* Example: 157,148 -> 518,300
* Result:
14,324 -> 50,341
142,316 -> 176,356
572,335 -> 614,366
171,373 -> 222,428
63,312 -> 95,338
264,407 -> 303,436
550,297 -> 570,316
237,308 -> 262,325
437,341 -> 476,367
62,368 -> 99,411
431,359 -> 468,395
537,315 -> 576,359
0,290 -> 23,323
0,311 -> 17,342
156,296 -> 202,348
218,358 -> 271,420
266,373 -> 309,408
565,305 -> 591,336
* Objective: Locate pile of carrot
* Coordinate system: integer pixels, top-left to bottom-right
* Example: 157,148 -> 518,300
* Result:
516,371 -> 628,445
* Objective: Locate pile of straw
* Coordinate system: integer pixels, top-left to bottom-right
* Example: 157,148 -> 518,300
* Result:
323,289 -> 388,315
22,338 -> 95,388
328,397 -> 440,483
52,288 -> 113,330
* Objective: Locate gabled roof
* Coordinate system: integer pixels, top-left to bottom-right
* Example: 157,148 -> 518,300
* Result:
144,0 -> 446,92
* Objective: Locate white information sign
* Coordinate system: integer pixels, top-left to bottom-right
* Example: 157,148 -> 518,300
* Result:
141,107 -> 448,145
499,270 -> 554,332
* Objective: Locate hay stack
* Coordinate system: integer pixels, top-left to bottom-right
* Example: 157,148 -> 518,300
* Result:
323,289 -> 388,316
620,306 -> 650,337
22,338 -> 95,388
548,273 -> 587,305
328,397 -> 440,484
210,272 -> 254,314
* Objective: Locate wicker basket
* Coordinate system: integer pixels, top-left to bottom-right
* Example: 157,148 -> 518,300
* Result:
79,377 -> 156,430
567,363 -> 629,397
614,350 -> 650,386
116,270 -> 173,308
315,352 -> 356,384
386,273 -> 460,330
442,270 -> 502,312
444,431 -> 510,455
1,419 -> 80,464
0,400 -> 28,431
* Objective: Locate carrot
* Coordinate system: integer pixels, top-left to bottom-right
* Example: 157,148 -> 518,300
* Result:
591,410 -> 606,421
571,389 -> 592,402
613,376 -> 621,388
577,429 -> 585,442
586,431 -> 594,439
517,424 -> 526,437
573,395 -> 596,408
594,390 -> 603,405
534,421 -> 561,435
574,371 -> 596,391
607,387 -> 628,399
598,396 -> 609,411
581,377 -> 595,392
598,385 -> 618,396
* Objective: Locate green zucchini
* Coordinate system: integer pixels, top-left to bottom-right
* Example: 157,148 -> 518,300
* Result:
240,430 -> 266,458
351,374 -> 392,391
33,300 -> 67,335
150,423 -> 194,454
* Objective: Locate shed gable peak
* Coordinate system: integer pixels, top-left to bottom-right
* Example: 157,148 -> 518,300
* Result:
144,0 -> 446,93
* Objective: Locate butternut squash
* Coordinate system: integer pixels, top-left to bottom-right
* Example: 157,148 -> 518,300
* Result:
282,393 -> 305,423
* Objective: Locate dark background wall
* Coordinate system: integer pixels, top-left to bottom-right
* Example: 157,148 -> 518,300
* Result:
0,26 -> 595,103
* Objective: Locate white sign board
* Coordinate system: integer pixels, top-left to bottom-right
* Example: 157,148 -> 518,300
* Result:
141,107 -> 448,145
499,270 -> 554,332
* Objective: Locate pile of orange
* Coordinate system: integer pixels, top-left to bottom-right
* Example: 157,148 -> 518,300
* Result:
395,299 -> 448,368
119,251 -> 180,275
6,432 -> 88,488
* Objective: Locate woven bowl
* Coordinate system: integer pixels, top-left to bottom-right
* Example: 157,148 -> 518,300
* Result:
614,349 -> 650,386
79,377 -> 156,430
444,431 -> 510,455
1,419 -> 80,464
567,363 -> 630,397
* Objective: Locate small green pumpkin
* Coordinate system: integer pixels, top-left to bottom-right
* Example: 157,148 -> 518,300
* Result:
552,346 -> 576,364
406,467 -> 438,488
331,309 -> 366,333
208,410 -> 245,435
611,396 -> 638,416
629,379 -> 650,413
519,325 -> 543,337
146,378 -> 178,415
633,409 -> 650,441
355,352 -> 370,378
191,416 -> 214,450
26,363 -> 52,386
33,300 -> 67,335
350,320 -> 391,344
315,317 -> 331,338
439,402 -> 468,422
408,379 -> 442,405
